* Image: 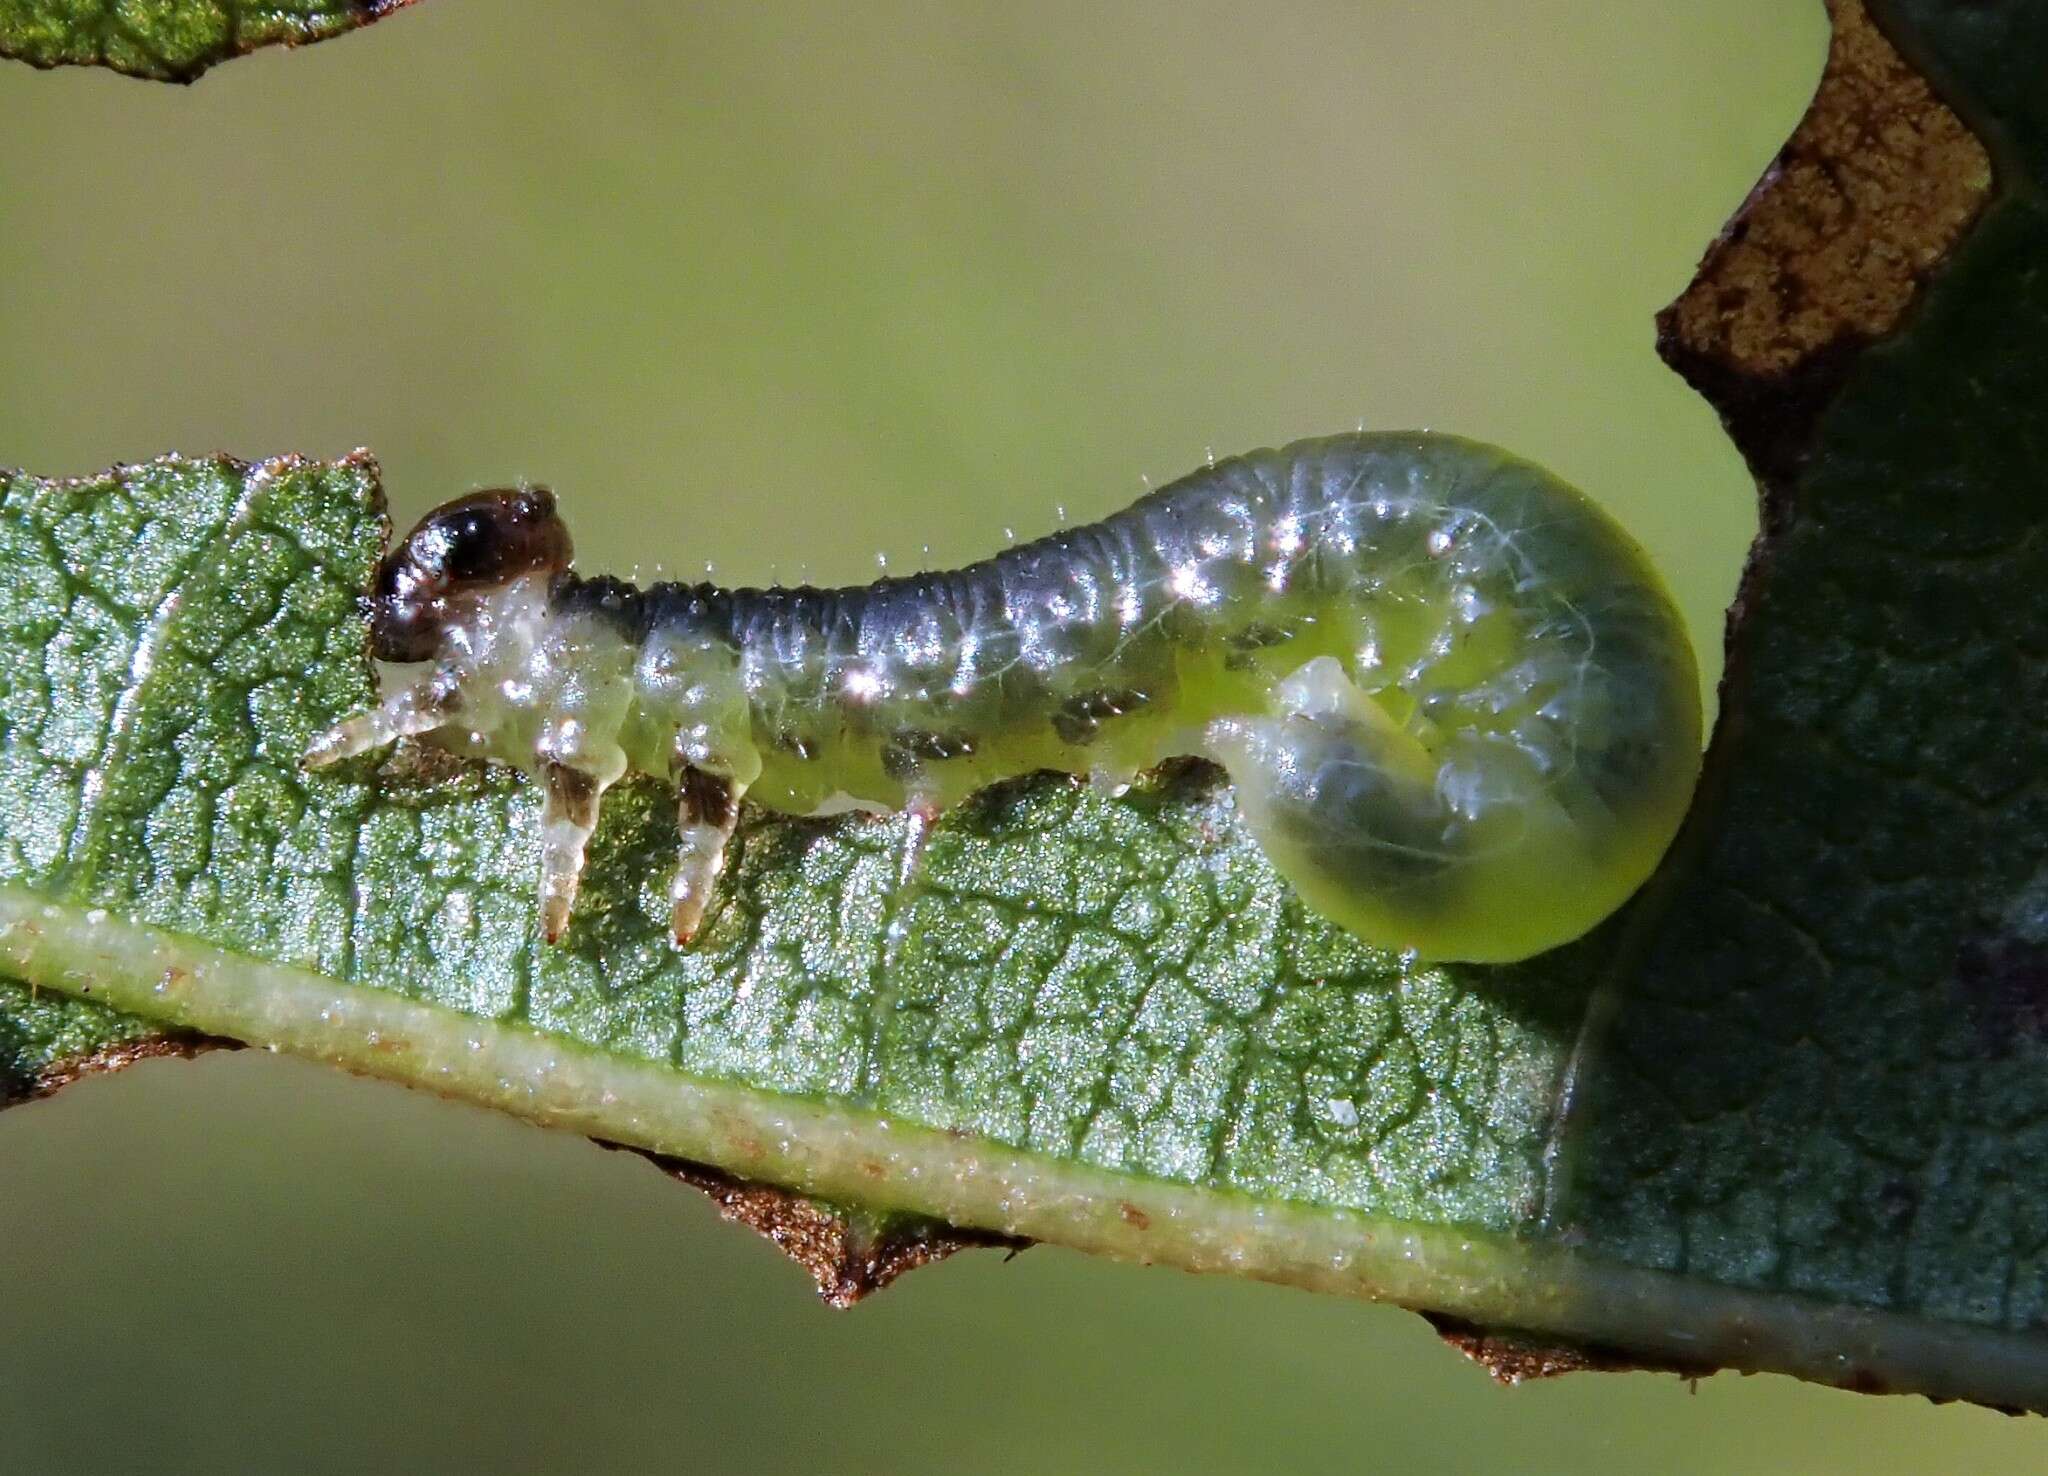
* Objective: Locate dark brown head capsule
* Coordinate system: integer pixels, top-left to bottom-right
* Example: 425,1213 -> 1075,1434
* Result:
370,487 -> 574,662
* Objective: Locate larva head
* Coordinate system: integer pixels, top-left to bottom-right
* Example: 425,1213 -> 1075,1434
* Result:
371,487 -> 573,662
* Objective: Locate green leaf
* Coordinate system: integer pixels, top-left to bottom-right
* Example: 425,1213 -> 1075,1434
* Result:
5,0 -> 2048,1414
0,451 -> 1583,1233
1550,0 -> 2048,1362
0,0 -> 416,82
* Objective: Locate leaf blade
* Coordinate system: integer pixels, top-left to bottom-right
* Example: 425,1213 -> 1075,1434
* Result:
6,0 -> 2048,1412
1542,0 -> 2048,1353
0,0 -> 417,83
0,450 -> 1580,1232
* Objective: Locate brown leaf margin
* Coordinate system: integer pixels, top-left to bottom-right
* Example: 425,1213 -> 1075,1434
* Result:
609,1145 -> 1031,1308
8,1034 -> 1035,1303
1658,0 -> 1989,487
2,1030 -> 234,1106
1424,1314 -> 1713,1388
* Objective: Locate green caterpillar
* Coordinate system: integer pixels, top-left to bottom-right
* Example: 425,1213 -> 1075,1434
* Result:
309,432 -> 1702,962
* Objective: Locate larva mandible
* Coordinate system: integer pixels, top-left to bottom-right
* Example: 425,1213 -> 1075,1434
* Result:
307,433 -> 1702,963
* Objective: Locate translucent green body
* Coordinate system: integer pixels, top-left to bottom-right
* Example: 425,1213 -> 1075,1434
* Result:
314,433 -> 1702,961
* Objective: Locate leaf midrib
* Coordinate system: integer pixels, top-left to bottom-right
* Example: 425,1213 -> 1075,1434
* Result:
50,460 -> 263,900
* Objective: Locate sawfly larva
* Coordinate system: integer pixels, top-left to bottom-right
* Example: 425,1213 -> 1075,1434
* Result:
308,432 -> 1701,963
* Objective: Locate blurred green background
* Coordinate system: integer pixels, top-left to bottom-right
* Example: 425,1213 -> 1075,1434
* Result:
1,2 -> 2037,1469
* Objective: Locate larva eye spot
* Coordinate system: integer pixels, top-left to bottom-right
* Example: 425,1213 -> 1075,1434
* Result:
371,487 -> 574,662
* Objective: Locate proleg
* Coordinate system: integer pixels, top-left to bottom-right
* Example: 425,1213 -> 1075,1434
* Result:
308,433 -> 1702,963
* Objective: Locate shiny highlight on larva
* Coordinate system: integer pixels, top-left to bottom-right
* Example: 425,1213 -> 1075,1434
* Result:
308,433 -> 1702,963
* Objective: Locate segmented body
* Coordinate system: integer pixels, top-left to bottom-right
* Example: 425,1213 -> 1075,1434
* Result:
309,432 -> 1702,962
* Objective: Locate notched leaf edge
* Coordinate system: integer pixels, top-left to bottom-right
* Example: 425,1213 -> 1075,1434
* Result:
1657,0 -> 1990,487
2,1028 -> 233,1106
610,1144 -> 1032,1308
1423,1313 -> 1714,1389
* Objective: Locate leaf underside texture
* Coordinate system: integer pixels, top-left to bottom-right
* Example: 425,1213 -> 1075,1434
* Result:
3,0 -> 2047,1411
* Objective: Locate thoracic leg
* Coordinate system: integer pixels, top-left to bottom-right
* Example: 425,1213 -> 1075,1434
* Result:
538,761 -> 614,943
304,670 -> 463,768
670,769 -> 744,945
